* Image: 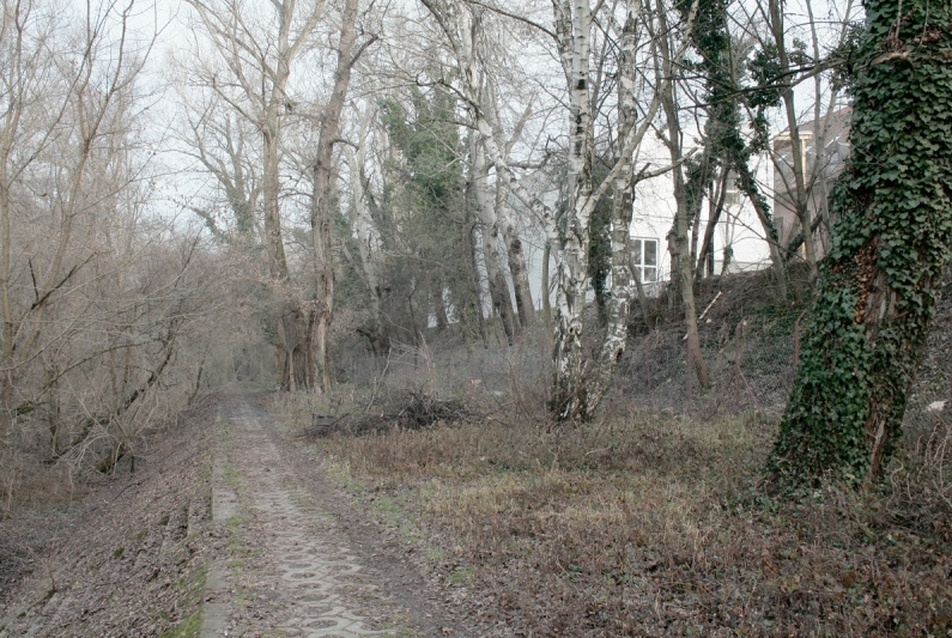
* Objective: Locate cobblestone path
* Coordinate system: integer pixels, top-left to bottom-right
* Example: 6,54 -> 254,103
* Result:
203,403 -> 408,637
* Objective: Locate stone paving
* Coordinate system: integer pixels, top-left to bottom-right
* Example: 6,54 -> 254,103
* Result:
203,403 -> 400,637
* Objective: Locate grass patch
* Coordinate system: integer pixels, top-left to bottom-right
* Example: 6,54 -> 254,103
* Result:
314,407 -> 952,636
158,565 -> 207,638
159,609 -> 203,638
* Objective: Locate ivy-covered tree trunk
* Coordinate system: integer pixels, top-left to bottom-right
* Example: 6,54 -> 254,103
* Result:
770,0 -> 952,487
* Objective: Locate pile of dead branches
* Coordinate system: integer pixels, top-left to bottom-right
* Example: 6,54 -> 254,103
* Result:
305,391 -> 473,438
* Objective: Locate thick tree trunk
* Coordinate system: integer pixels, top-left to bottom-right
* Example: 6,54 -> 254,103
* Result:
262,119 -> 298,390
548,0 -> 596,421
261,2 -> 305,391
310,0 -> 368,393
770,0 -> 952,488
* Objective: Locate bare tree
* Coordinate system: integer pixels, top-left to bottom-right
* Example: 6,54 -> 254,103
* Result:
183,0 -> 322,390
1,0 -> 152,439
420,0 -> 696,420
308,0 -> 376,392
173,90 -> 262,244
0,1 -> 234,486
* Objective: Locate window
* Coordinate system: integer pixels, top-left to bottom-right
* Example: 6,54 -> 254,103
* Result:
725,171 -> 743,206
632,238 -> 659,283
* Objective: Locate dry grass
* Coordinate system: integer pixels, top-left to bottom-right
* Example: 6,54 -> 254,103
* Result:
278,389 -> 952,637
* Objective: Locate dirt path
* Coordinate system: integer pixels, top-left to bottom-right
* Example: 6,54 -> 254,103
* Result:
203,399 -> 464,637
0,394 -> 474,637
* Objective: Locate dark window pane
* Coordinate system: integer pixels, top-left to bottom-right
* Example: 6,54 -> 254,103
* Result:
645,240 -> 657,266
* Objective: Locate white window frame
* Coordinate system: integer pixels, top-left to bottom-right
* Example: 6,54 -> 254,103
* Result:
632,237 -> 659,283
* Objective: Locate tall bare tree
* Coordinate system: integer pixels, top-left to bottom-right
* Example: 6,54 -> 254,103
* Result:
308,0 -> 376,392
420,0 -> 696,420
183,0 -> 322,390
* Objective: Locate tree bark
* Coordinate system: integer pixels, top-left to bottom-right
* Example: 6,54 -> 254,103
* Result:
310,0 -> 371,393
344,113 -> 390,356
470,136 -> 516,344
770,0 -> 952,488
768,0 -> 818,283
657,6 -> 710,390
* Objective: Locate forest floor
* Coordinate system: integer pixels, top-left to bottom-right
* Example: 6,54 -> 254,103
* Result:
0,392 -> 480,637
1,271 -> 952,636
2,386 -> 950,637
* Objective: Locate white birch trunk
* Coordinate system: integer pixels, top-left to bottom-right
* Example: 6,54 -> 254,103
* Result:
421,0 -> 695,420
483,82 -> 536,328
471,135 -> 516,343
547,0 -> 596,420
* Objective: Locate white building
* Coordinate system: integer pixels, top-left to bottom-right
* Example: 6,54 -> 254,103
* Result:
628,148 -> 775,295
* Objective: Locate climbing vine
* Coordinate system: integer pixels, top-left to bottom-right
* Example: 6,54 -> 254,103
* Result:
769,0 -> 952,488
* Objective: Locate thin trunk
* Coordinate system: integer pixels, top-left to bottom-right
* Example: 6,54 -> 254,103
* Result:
541,241 -> 553,340
769,0 -> 817,282
735,162 -> 788,299
465,219 -> 489,346
471,137 -> 515,344
503,218 -> 536,329
349,156 -> 389,354
695,167 -> 729,280
657,3 -> 710,389
0,182 -> 12,441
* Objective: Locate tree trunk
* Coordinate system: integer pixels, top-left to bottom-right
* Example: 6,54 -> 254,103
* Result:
310,0 -> 368,393
474,37 -> 535,331
503,221 -> 536,329
471,137 -> 516,344
548,0 -> 596,421
656,10 -> 711,391
0,182 -> 13,442
735,163 -> 789,299
346,121 -> 390,356
768,0 -> 818,283
770,0 -> 952,488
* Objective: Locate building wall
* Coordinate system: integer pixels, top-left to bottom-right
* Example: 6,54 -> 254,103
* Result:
629,147 -> 775,294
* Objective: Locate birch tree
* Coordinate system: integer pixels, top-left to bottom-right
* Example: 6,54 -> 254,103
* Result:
420,0 -> 696,420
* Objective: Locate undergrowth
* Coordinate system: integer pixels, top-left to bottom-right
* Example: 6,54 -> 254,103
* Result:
281,391 -> 952,636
